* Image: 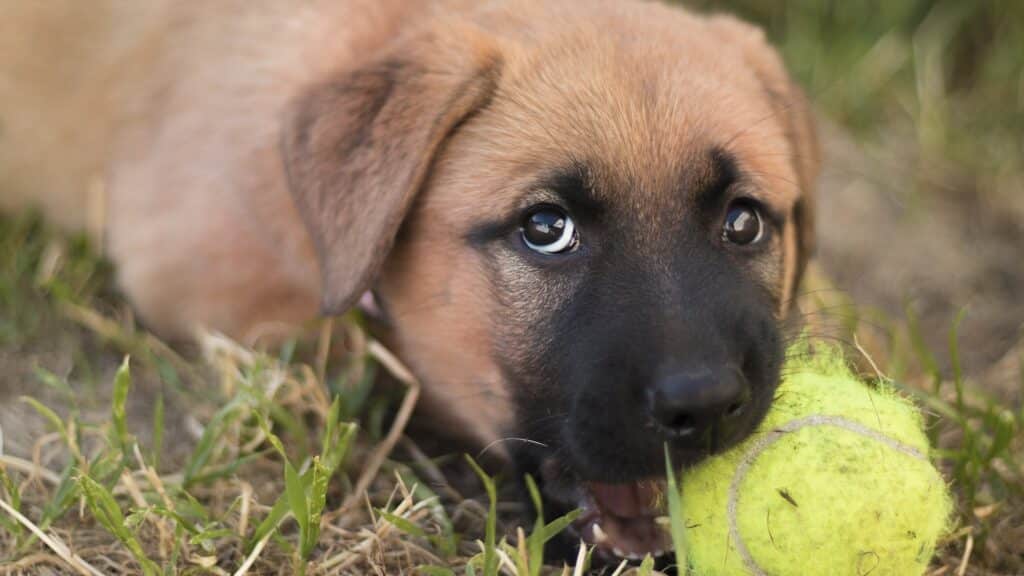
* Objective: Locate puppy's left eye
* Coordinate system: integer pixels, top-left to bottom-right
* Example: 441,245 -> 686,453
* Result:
521,206 -> 579,254
722,200 -> 765,246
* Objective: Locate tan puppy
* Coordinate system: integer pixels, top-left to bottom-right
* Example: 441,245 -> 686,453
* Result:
0,0 -> 818,560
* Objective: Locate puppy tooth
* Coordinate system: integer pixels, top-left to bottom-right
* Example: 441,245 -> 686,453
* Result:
592,523 -> 609,543
654,515 -> 671,526
612,547 -> 626,558
627,552 -> 643,561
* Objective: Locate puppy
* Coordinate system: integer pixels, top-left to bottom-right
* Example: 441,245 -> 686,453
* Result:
0,0 -> 818,560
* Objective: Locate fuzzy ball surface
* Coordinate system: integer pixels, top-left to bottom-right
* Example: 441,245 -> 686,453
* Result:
680,348 -> 953,576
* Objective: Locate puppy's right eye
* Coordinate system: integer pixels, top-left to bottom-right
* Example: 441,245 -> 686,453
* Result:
722,200 -> 764,246
521,205 -> 579,254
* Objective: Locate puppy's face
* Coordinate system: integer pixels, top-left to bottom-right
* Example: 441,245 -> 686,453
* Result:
284,1 -> 818,561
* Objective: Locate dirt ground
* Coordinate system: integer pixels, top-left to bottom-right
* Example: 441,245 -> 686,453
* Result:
816,122 -> 1024,401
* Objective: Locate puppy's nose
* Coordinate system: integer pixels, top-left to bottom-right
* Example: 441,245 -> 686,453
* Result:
647,366 -> 750,437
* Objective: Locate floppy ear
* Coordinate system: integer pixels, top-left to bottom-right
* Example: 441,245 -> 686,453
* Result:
781,84 -> 819,288
282,24 -> 502,314
780,83 -> 819,288
709,16 -> 820,288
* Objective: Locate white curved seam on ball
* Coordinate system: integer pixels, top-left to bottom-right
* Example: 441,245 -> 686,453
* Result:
724,415 -> 927,576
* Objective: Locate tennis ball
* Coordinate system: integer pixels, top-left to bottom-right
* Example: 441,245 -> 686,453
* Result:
680,346 -> 953,576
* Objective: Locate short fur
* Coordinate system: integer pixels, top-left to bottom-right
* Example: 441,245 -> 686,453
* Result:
1,0 -> 818,528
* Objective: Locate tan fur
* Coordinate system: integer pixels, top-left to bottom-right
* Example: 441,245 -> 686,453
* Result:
0,0 -> 817,448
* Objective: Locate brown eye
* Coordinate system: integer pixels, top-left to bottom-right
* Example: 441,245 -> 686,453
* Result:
521,206 -> 578,254
722,201 -> 764,245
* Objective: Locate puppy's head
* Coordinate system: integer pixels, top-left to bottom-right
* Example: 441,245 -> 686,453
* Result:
284,0 -> 819,561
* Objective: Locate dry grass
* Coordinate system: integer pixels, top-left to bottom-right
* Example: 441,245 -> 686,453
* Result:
0,211 -> 1020,576
0,214 -> 596,575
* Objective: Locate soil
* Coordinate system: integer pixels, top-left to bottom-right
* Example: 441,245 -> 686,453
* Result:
816,122 -> 1024,403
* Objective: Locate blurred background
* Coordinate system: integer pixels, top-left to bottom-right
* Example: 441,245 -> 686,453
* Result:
0,1 -> 1021,574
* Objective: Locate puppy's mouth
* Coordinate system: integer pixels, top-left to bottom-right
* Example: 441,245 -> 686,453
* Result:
540,461 -> 672,561
575,481 -> 672,560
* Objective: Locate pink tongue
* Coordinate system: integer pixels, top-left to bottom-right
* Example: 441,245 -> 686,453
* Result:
587,481 -> 663,518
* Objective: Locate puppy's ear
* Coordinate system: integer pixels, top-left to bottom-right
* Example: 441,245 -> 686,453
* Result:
709,16 -> 820,287
783,84 -> 819,288
282,24 -> 502,314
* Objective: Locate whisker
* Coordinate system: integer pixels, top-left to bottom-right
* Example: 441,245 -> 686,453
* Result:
477,437 -> 550,459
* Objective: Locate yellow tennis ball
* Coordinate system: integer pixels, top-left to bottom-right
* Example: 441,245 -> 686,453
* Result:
680,346 -> 954,576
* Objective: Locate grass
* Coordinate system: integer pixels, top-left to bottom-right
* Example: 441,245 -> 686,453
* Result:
0,213 -> 603,574
0,214 -> 1020,576
2,1 -> 1023,574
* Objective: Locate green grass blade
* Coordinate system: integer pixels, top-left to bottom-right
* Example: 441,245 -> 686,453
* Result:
257,411 -> 288,459
301,457 -> 329,558
183,400 -> 244,486
284,460 -> 309,536
905,303 -> 942,393
184,450 -> 272,486
39,463 -> 77,529
321,395 -> 342,461
638,553 -> 655,575
19,396 -> 67,440
32,366 -> 75,402
268,403 -> 311,461
948,308 -> 967,409
78,473 -> 160,576
0,466 -> 24,537
0,467 -> 20,513
322,420 -> 357,475
189,527 -> 236,550
150,506 -> 201,535
985,408 -> 1016,461
397,467 -> 458,557
465,455 -> 499,576
111,356 -> 132,456
378,509 -> 429,538
664,446 -> 687,575
257,407 -> 324,562
77,473 -> 126,533
248,494 -> 290,552
87,445 -> 126,488
278,338 -> 298,365
342,361 -> 379,421
502,539 -> 528,576
541,509 -> 581,544
524,474 -> 545,576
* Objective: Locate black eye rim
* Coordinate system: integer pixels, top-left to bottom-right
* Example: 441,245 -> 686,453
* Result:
520,203 -> 580,255
721,198 -> 770,247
